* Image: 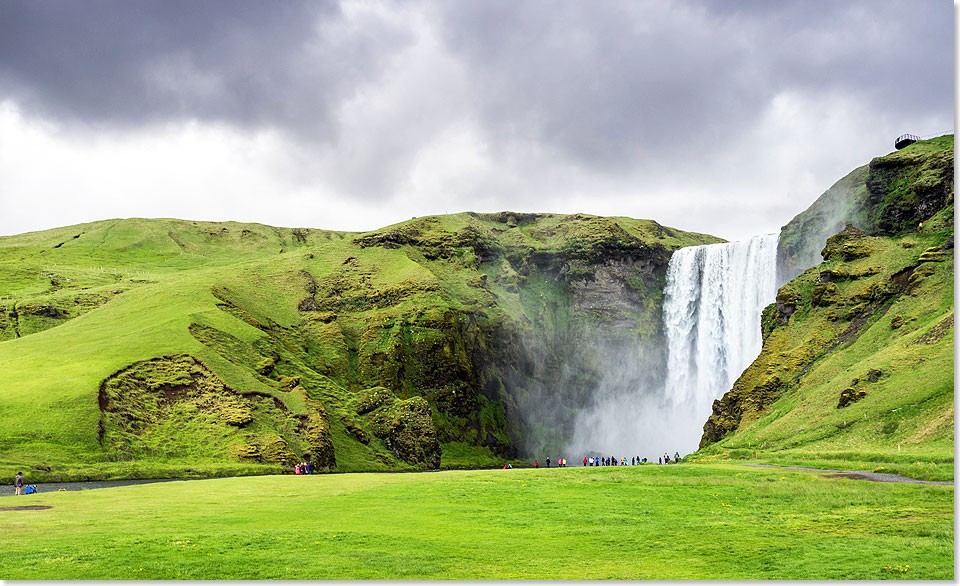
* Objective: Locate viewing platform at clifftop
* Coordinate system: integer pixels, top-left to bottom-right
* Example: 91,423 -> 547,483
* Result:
895,134 -> 920,149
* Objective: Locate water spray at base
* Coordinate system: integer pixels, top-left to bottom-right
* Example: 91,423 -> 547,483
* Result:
567,234 -> 779,460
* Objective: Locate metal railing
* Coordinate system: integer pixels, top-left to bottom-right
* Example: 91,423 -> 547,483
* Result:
895,133 -> 920,144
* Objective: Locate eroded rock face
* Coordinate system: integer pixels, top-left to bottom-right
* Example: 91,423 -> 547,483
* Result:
567,258 -> 660,329
701,377 -> 785,446
305,400 -> 336,469
280,214 -> 712,459
160,213 -> 719,466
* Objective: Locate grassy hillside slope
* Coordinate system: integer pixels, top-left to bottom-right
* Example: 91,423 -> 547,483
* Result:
698,136 -> 954,480
0,213 -> 718,481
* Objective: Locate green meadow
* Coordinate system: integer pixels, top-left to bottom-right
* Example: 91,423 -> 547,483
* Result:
0,464 -> 952,580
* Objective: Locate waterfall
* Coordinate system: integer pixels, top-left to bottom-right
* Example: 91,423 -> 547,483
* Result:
662,233 -> 780,419
565,232 -> 779,460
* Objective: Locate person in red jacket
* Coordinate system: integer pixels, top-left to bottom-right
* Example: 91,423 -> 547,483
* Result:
534,459 -> 539,468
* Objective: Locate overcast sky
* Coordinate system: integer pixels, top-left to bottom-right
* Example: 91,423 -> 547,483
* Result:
0,0 -> 953,240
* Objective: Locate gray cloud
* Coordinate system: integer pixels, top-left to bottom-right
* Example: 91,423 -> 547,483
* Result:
0,0 -> 412,140
434,0 -> 952,173
0,0 -> 953,238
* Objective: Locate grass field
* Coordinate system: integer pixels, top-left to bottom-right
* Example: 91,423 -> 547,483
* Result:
0,464 -> 952,580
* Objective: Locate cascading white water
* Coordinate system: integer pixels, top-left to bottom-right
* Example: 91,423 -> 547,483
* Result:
565,233 -> 780,460
662,233 -> 780,420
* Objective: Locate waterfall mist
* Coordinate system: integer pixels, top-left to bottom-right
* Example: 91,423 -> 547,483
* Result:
565,234 -> 779,460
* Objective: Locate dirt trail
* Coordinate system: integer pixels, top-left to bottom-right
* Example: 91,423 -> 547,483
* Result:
741,463 -> 953,485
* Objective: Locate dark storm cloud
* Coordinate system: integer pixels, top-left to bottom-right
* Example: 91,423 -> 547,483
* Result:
434,0 -> 953,172
0,0 -> 412,139
1,0 -> 951,156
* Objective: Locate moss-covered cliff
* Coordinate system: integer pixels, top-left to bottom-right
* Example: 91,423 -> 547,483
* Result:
701,136 -> 954,478
0,212 -> 718,480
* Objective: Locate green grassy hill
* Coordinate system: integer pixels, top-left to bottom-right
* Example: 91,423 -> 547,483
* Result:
0,213 -> 718,481
699,136 -> 954,480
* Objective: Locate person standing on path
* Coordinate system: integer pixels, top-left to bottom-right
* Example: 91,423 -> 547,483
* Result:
546,457 -> 550,468
14,472 -> 24,495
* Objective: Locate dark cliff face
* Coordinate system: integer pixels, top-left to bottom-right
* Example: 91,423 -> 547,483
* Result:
702,136 -> 955,450
488,242 -> 676,456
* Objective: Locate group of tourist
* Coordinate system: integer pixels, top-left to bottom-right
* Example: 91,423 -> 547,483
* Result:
586,456 -> 640,466
10,472 -> 36,495
533,457 -> 571,468
532,452 -> 684,469
293,460 -> 315,474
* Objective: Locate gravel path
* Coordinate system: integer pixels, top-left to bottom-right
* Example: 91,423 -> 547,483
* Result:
740,463 -> 953,485
0,477 -> 209,497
